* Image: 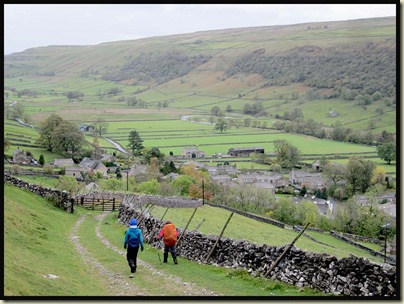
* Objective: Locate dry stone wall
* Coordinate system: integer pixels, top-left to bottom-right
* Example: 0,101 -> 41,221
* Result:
5,173 -> 397,297
118,201 -> 397,297
4,173 -> 72,210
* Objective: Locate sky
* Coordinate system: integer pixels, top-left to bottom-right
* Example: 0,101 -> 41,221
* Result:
4,4 -> 397,55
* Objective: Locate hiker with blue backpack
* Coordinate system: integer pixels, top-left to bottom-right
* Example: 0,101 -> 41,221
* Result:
124,218 -> 144,278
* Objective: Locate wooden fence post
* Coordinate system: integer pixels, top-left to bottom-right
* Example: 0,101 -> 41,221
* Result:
160,207 -> 170,222
138,204 -> 155,226
176,207 -> 198,247
205,211 -> 234,263
70,198 -> 74,213
264,222 -> 310,277
112,198 -> 115,211
192,218 -> 205,232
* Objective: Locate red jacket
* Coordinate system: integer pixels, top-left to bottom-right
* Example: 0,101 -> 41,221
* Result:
157,223 -> 179,246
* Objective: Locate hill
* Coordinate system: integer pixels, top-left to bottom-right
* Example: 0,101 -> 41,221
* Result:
4,16 -> 397,136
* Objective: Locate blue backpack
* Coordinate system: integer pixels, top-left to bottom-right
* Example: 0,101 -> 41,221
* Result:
128,233 -> 140,248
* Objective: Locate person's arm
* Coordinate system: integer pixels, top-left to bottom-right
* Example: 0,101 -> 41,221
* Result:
157,228 -> 164,239
139,230 -> 144,250
123,230 -> 129,249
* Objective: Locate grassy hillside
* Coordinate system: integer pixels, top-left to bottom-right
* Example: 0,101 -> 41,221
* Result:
4,16 -> 396,135
5,183 -> 389,297
5,183 -> 332,297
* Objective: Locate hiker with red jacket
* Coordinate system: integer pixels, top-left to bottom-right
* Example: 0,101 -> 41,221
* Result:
124,218 -> 144,278
157,220 -> 179,264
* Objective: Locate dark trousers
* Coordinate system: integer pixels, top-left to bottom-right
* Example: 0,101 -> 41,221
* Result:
126,246 -> 140,273
163,244 -> 176,255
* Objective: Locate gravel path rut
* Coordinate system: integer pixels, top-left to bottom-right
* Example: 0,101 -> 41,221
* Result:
70,212 -> 219,296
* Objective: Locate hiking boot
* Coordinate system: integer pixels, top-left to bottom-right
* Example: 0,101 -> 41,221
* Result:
173,257 -> 178,264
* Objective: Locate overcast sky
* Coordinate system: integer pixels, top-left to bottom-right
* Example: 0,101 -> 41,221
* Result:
4,4 -> 397,55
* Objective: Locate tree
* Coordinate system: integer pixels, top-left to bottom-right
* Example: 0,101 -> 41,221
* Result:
4,139 -> 11,152
345,156 -> 376,195
273,139 -> 301,168
142,147 -> 164,165
271,198 -> 297,224
50,120 -> 86,158
294,200 -> 319,227
214,118 -> 228,133
211,106 -> 221,116
146,157 -> 163,180
377,142 -> 396,164
93,118 -> 109,137
371,167 -> 387,186
323,162 -> 346,185
36,113 -> 64,152
171,175 -> 195,196
55,176 -> 80,194
160,160 -> 177,175
127,130 -> 144,158
38,154 -> 45,166
100,178 -> 125,191
64,90 -> 84,102
11,103 -> 25,119
137,179 -> 160,195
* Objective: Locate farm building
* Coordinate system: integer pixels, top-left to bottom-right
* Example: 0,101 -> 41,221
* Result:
79,123 -> 94,132
228,147 -> 264,157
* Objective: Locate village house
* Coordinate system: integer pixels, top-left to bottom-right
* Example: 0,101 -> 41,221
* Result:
182,160 -> 206,170
65,157 -> 109,180
83,182 -> 100,193
53,158 -> 75,168
210,174 -> 233,186
130,164 -> 148,182
289,169 -> 326,192
206,164 -> 238,176
79,157 -> 108,177
12,149 -> 29,164
65,166 -> 84,179
234,172 -> 284,194
290,195 -> 337,218
354,192 -> 396,219
312,160 -> 321,171
182,146 -> 206,158
160,172 -> 180,182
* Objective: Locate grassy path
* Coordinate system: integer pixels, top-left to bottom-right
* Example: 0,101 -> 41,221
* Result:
72,211 -> 218,296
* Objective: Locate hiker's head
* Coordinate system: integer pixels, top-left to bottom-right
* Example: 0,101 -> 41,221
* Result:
130,219 -> 137,226
165,220 -> 172,225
